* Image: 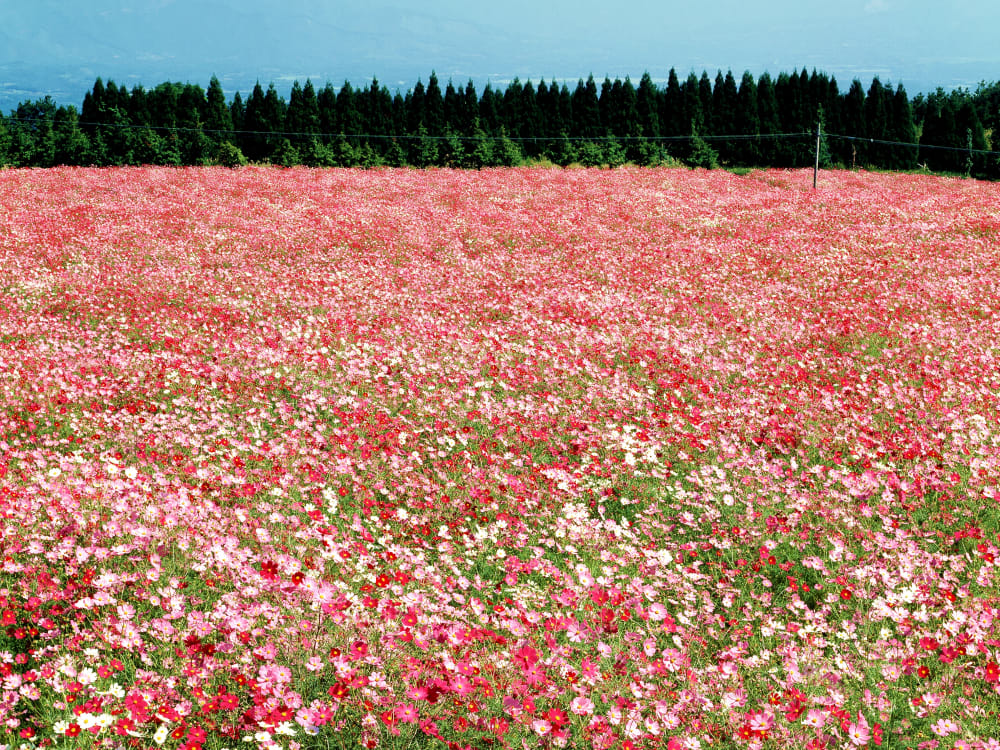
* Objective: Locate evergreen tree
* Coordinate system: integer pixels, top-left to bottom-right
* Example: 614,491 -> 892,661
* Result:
502,77 -> 524,137
287,79 -> 320,138
128,85 -> 151,126
735,71 -> 759,165
318,83 -> 337,140
12,96 -> 58,166
681,72 -> 702,133
408,79 -> 426,133
662,68 -> 684,137
177,83 -> 211,165
954,95 -> 988,175
361,78 -> 394,159
466,119 -> 494,168
698,72 -> 714,132
841,79 -> 867,166
478,83 -> 500,134
438,125 -> 464,167
80,78 -> 106,136
337,82 -> 363,143
616,77 -> 641,159
864,77 -> 889,167
756,72 -> 781,165
229,91 -> 245,134
887,84 -> 918,170
920,94 -> 963,172
410,123 -> 438,167
205,75 -> 232,142
824,76 -> 843,142
262,83 -> 286,156
537,79 -> 562,140
636,72 -> 661,139
0,117 -> 12,166
712,70 -> 738,162
424,71 -> 445,136
571,75 -> 601,139
519,80 -> 543,157
459,80 -> 479,134
443,80 -> 460,133
52,105 -> 90,166
598,77 -> 615,136
774,71 -> 805,165
711,70 -> 727,135
241,82 -> 268,161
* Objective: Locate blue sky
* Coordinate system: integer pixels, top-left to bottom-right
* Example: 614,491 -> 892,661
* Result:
2,0 -> 999,111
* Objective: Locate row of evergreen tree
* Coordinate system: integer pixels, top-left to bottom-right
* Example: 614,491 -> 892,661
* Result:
0,69 -> 996,176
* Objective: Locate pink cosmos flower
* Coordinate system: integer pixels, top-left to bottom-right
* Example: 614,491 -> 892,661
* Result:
450,675 -> 474,697
847,721 -> 871,746
395,703 -> 419,724
531,719 -> 552,737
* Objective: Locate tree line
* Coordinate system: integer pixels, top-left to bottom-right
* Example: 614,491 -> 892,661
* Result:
0,69 -> 997,176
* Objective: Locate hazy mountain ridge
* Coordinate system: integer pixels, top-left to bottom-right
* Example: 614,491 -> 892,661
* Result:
2,0 -> 999,113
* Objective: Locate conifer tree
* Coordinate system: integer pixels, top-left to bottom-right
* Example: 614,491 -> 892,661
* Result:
205,75 -> 232,142
53,106 -> 90,166
636,72 -> 661,139
408,79 -> 426,133
229,91 -> 245,134
864,77 -> 889,167
694,71 -> 711,128
318,83 -> 337,140
519,80 -> 542,157
681,72 -> 702,133
662,69 -> 684,138
424,72 -> 445,136
598,77 -> 615,136
478,83 -> 500,134
128,85 -> 151,126
735,71 -> 759,164
842,79 -> 867,166
756,72 -> 781,165
460,80 -> 479,135
571,76 -> 601,139
888,84 -> 918,170
242,82 -> 268,161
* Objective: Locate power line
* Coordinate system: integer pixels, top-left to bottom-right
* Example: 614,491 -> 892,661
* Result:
4,115 -> 996,155
2,116 -> 813,143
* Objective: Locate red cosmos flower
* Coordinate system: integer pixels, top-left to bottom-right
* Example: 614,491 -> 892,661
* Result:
512,644 -> 538,669
328,682 -> 349,700
544,707 -> 568,727
840,588 -> 852,601
259,560 -> 279,580
65,724 -> 81,737
985,661 -> 1000,683
917,665 -> 930,678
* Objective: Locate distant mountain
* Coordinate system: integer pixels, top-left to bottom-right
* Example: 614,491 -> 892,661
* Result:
0,0 -> 599,111
2,0 -> 999,113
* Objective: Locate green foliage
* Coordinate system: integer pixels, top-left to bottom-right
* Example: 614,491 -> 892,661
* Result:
5,69 -> 1000,175
684,131 -> 719,169
213,140 -> 247,168
271,138 -> 300,167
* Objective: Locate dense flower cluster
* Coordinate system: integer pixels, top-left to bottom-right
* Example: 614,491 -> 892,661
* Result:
0,166 -> 998,749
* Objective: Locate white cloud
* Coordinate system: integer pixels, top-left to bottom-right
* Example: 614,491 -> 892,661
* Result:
864,0 -> 889,12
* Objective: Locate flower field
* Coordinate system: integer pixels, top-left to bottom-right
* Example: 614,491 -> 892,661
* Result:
0,165 -> 999,750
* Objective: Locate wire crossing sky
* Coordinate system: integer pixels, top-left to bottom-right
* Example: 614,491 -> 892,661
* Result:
2,0 -> 998,112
